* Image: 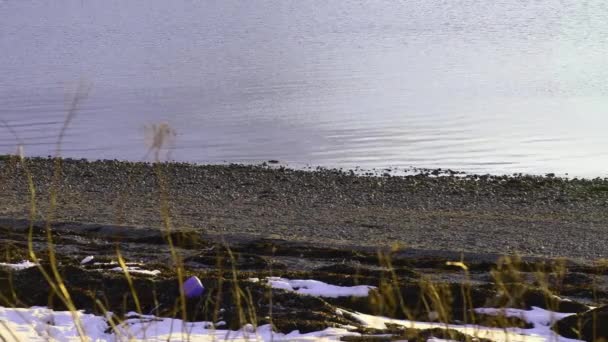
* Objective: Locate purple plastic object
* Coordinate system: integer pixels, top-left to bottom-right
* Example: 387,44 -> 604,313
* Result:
182,276 -> 205,298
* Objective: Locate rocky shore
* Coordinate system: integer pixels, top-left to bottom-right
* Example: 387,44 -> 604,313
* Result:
2,156 -> 608,340
0,217 -> 607,340
2,156 -> 608,261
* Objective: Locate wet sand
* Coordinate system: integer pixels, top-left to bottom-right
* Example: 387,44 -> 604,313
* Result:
1,156 -> 608,261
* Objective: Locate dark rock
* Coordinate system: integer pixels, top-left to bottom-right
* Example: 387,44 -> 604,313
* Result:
488,286 -> 589,313
521,290 -> 589,313
344,326 -> 494,342
554,305 -> 608,340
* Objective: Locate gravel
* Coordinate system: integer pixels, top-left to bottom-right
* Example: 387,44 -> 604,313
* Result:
1,156 -> 608,261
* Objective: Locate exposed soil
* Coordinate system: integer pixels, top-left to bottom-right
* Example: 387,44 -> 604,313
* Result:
0,219 -> 607,340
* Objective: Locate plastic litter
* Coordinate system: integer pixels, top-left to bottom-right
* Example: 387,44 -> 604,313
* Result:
182,276 -> 204,298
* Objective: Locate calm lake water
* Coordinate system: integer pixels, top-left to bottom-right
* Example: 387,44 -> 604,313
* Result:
1,1 -> 608,177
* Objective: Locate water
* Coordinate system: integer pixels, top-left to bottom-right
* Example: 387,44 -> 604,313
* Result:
1,0 -> 608,177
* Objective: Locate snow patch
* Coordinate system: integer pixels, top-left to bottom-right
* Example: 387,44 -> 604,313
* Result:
0,305 -> 585,342
117,313 -> 358,341
0,307 -> 359,341
0,260 -> 37,271
108,267 -> 161,276
266,277 -> 375,298
0,306 -> 110,341
475,307 -> 575,340
92,261 -> 144,266
80,256 -> 94,264
349,308 -> 582,342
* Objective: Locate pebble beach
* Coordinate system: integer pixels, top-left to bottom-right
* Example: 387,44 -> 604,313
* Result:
2,156 -> 608,261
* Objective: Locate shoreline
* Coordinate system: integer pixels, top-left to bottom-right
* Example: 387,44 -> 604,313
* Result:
1,155 -> 608,261
1,156 -> 608,339
0,217 -> 559,266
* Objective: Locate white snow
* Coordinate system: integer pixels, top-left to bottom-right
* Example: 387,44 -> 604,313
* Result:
92,261 -> 144,266
0,260 -> 37,271
108,267 -> 161,276
475,307 -> 576,340
266,277 -> 375,298
349,307 -> 582,342
0,305 -> 585,342
115,313 -> 358,341
80,256 -> 94,264
0,306 -> 110,341
0,307 -> 359,341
